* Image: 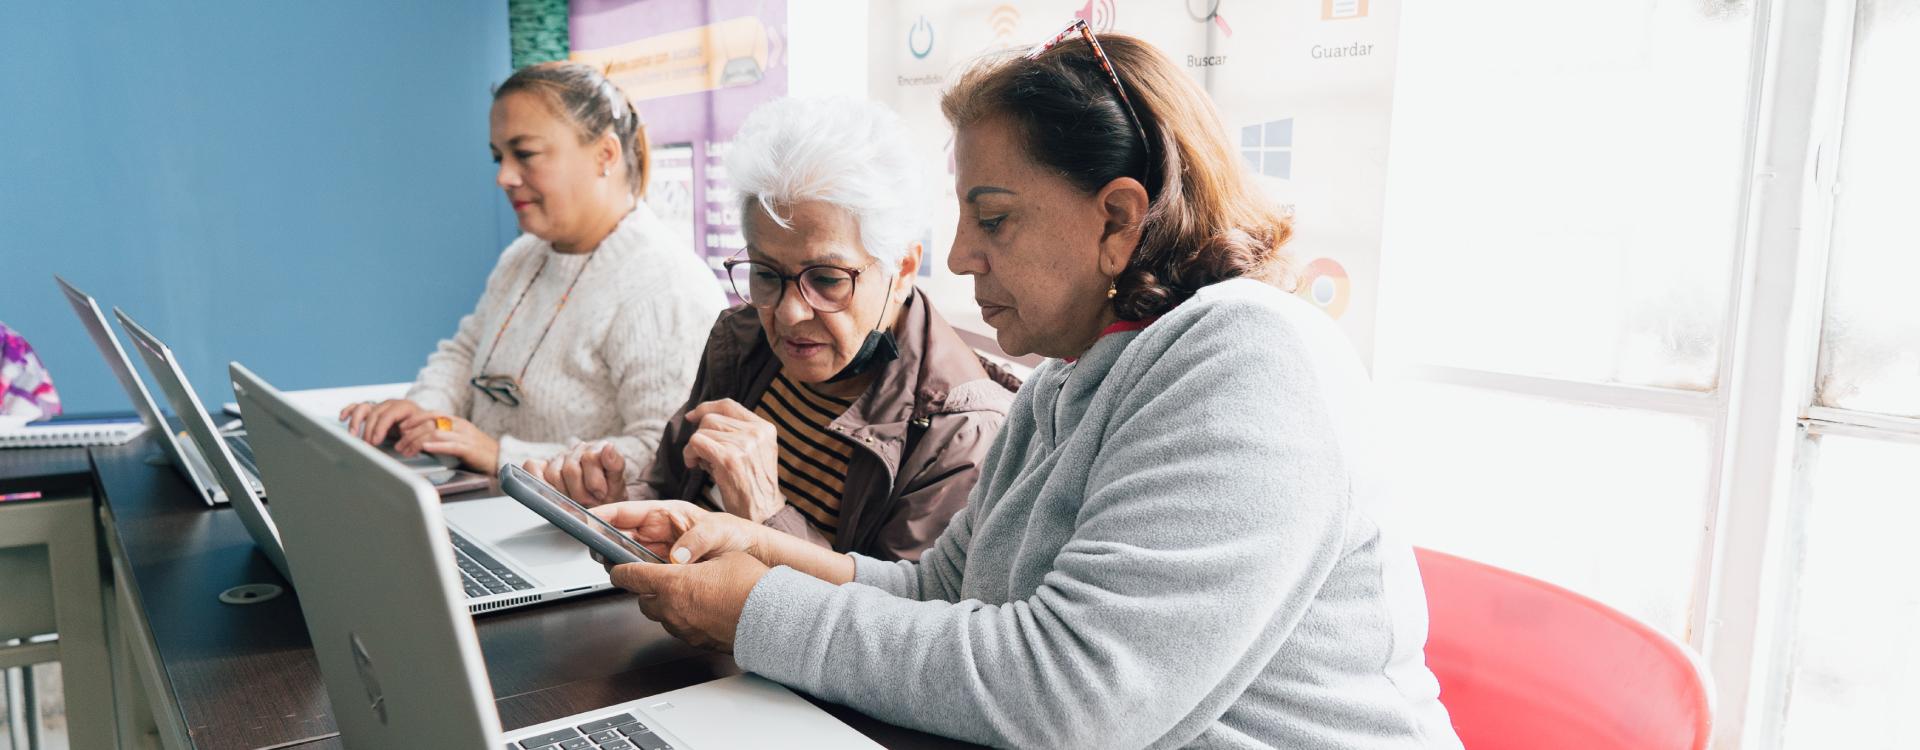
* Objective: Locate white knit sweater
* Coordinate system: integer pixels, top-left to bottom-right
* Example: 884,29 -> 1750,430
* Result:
406,202 -> 726,478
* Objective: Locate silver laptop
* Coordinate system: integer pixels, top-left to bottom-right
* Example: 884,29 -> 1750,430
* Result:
232,364 -> 614,615
235,364 -> 882,749
56,276 -> 228,505
118,309 -> 270,503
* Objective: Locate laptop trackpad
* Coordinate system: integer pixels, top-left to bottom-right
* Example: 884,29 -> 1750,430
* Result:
492,526 -> 584,568
443,496 -> 600,576
640,675 -> 885,749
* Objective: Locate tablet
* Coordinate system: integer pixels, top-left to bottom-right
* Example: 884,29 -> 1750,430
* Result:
498,464 -> 666,565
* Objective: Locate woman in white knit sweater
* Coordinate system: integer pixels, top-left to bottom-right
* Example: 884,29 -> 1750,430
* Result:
341,62 -> 724,476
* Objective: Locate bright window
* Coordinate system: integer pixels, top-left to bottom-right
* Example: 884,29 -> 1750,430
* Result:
1381,1 -> 1754,390
1774,5 -> 1920,748
1776,435 -> 1920,749
1378,0 -> 1755,641
1379,381 -> 1711,634
1377,2 -> 1920,746
1813,3 -> 1920,420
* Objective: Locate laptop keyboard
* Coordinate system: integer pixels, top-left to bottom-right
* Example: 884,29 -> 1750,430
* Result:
224,433 -> 255,469
512,712 -> 676,750
225,427 -> 523,600
222,433 -> 265,490
451,531 -> 536,598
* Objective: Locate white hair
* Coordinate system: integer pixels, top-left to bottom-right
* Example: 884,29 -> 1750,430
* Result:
725,97 -> 926,273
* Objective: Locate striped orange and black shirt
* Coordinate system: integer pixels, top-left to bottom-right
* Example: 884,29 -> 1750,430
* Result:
751,372 -> 859,541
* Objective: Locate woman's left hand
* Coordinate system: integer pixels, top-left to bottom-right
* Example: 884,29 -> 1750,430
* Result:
610,551 -> 770,652
393,412 -> 500,471
681,399 -> 786,523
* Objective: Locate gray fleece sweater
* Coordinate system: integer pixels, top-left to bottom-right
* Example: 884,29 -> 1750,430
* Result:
735,279 -> 1461,749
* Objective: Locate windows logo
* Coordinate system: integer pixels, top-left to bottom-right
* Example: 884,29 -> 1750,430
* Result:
1241,119 -> 1293,179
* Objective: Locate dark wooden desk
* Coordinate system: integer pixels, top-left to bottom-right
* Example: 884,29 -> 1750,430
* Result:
0,444 -> 92,497
92,432 -> 974,749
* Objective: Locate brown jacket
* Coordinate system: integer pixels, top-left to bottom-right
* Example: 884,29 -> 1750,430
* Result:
628,289 -> 1018,560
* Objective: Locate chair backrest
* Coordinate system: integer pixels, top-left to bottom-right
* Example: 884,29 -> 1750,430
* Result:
1415,547 -> 1713,750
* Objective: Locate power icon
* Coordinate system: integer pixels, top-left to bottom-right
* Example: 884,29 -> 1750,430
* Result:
909,16 -> 935,59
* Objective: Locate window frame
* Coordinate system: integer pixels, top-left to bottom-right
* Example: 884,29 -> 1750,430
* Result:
1377,0 -> 1895,747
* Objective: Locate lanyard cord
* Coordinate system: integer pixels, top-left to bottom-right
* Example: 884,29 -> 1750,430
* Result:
474,250 -> 598,380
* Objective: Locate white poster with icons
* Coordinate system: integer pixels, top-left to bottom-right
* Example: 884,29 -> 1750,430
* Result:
871,0 -> 1401,367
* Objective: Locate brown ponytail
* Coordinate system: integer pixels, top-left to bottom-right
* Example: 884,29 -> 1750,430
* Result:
628,101 -> 651,200
496,62 -> 651,198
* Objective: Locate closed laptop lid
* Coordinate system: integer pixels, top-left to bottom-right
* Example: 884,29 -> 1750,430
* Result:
233,364 -> 503,748
54,276 -> 190,467
115,309 -> 291,576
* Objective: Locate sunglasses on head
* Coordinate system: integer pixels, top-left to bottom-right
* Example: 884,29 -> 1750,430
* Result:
1025,18 -> 1152,158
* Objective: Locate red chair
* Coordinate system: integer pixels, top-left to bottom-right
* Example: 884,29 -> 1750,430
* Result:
1415,547 -> 1714,750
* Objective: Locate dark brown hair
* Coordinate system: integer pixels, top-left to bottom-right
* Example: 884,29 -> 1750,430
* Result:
494,62 -> 651,199
942,33 -> 1293,320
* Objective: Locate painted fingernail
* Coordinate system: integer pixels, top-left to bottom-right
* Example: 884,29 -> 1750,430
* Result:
672,547 -> 691,564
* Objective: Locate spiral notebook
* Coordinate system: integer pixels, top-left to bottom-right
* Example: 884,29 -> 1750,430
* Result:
0,416 -> 147,449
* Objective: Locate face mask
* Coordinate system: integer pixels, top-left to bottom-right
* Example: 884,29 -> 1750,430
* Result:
824,279 -> 902,383
825,330 -> 900,383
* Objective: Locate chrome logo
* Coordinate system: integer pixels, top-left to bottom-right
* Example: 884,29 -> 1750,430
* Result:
1296,257 -> 1350,318
908,15 -> 934,59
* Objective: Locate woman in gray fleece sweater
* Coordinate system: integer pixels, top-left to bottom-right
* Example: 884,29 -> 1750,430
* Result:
591,29 -> 1463,749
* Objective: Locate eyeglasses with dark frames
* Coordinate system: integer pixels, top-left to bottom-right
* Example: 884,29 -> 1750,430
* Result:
722,258 -> 876,313
1025,18 -> 1152,158
468,374 -> 523,407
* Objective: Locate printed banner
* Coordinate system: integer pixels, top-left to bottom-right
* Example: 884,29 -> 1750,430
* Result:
570,0 -> 790,292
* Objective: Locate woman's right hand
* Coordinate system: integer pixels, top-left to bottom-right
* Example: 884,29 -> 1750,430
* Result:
589,500 -> 770,565
524,442 -> 626,507
338,398 -> 423,446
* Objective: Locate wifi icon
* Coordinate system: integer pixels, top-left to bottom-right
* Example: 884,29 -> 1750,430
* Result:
989,4 -> 1021,42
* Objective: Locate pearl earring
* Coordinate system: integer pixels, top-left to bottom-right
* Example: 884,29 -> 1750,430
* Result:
601,166 -> 610,178
1106,281 -> 1118,299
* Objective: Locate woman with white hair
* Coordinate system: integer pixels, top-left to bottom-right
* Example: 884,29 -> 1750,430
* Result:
529,96 -> 1018,560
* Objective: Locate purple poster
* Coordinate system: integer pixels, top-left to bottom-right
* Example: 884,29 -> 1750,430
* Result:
570,0 -> 790,291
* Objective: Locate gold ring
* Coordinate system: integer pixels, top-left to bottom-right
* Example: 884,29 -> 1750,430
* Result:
434,416 -> 452,431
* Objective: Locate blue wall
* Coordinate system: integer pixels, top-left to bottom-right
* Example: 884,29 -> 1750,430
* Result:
0,1 -> 517,413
